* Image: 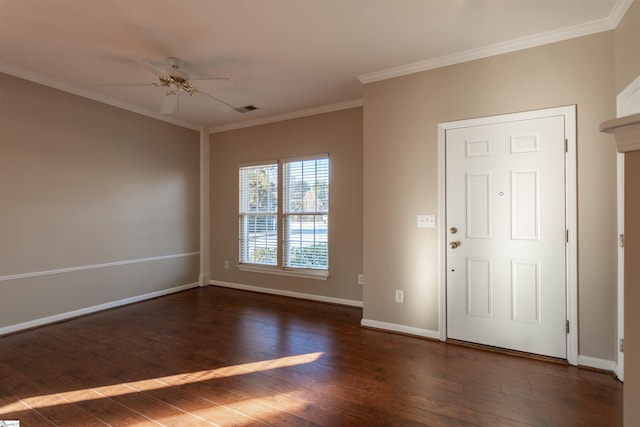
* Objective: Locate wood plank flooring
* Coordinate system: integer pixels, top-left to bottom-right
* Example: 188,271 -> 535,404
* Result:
0,286 -> 623,426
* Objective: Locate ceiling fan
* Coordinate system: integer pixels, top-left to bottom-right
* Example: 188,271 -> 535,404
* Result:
98,57 -> 236,114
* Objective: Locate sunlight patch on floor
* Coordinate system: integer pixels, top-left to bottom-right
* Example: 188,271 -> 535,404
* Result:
0,352 -> 324,414
148,390 -> 313,427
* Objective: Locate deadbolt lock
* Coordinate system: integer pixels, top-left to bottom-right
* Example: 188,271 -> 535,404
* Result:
450,227 -> 458,234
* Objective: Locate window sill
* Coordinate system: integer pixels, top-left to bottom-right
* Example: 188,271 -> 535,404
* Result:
237,264 -> 330,280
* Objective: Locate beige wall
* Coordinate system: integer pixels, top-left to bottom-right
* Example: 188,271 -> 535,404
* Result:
615,2 -> 640,425
615,0 -> 640,93
0,73 -> 201,331
624,151 -> 640,427
209,107 -> 363,302
363,32 -> 619,360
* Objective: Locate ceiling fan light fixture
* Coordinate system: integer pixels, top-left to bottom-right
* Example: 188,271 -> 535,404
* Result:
160,90 -> 179,115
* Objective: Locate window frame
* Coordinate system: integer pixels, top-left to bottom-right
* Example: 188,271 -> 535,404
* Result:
237,154 -> 330,280
238,162 -> 279,267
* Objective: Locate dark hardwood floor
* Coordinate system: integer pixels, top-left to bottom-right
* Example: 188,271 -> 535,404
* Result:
0,286 -> 622,426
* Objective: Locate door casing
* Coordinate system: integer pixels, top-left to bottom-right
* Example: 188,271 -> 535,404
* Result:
437,105 -> 578,365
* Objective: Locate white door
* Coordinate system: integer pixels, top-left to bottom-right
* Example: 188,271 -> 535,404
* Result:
446,115 -> 567,358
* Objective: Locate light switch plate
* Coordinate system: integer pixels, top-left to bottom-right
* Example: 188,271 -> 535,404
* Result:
417,214 -> 436,228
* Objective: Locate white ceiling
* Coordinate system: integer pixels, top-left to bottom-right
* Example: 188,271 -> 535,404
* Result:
0,0 -> 632,131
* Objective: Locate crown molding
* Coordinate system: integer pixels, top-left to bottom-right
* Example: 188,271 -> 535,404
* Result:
209,98 -> 363,134
0,63 -> 198,131
358,0 -> 632,85
608,0 -> 635,27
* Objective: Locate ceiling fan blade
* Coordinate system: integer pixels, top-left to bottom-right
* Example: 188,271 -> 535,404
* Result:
160,92 -> 178,114
189,77 -> 235,89
197,90 -> 234,112
129,57 -> 167,78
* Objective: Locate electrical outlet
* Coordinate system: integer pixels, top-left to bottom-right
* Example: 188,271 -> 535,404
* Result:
357,274 -> 364,285
224,260 -> 229,269
395,289 -> 404,303
417,214 -> 436,228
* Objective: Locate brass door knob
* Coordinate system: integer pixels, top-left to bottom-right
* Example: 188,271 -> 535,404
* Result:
449,241 -> 460,249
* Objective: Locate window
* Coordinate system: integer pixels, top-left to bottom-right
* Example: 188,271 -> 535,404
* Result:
238,155 -> 329,278
238,163 -> 278,266
283,158 -> 329,269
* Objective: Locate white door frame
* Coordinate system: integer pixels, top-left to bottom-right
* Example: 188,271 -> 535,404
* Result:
615,152 -> 624,381
437,105 -> 578,365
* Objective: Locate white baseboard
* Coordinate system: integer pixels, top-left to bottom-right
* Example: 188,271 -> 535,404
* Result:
0,282 -> 200,336
361,318 -> 440,340
578,355 -> 616,373
210,280 -> 363,308
613,362 -> 623,381
199,273 -> 211,286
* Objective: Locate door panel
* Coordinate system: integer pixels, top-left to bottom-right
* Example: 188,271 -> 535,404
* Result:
511,169 -> 540,239
446,115 -> 566,359
511,259 -> 541,323
466,257 -> 493,317
467,172 -> 492,238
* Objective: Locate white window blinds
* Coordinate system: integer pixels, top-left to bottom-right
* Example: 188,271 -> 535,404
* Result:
238,155 -> 329,273
283,157 -> 329,270
238,163 -> 278,266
